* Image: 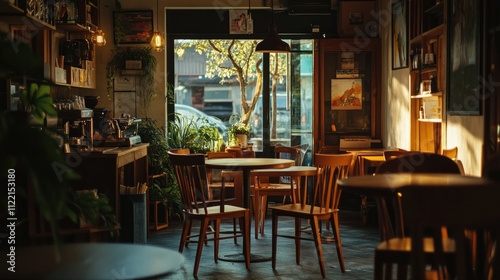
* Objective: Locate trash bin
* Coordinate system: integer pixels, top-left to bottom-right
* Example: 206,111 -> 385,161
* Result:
120,193 -> 147,243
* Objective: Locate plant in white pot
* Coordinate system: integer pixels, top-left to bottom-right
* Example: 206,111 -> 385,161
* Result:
228,116 -> 251,147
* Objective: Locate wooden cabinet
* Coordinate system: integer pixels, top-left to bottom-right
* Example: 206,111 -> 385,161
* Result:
314,39 -> 381,151
409,0 -> 446,153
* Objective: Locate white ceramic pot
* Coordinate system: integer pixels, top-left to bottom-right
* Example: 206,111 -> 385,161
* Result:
235,134 -> 247,147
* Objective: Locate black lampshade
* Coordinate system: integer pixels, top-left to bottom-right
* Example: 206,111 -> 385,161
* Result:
255,25 -> 290,53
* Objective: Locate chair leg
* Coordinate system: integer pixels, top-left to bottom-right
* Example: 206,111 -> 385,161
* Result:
272,211 -> 279,270
233,218 -> 238,244
310,216 -> 326,278
214,219 -> 220,263
179,217 -> 191,253
295,217 -> 301,265
242,212 -> 251,270
331,213 -> 346,272
193,218 -> 210,276
254,191 -> 261,239
373,251 -> 384,280
259,195 -> 268,235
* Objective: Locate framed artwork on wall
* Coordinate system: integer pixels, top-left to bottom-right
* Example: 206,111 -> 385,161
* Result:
331,79 -> 363,110
392,0 -> 408,69
114,75 -> 135,92
447,0 -> 481,115
113,10 -> 153,44
338,1 -> 378,37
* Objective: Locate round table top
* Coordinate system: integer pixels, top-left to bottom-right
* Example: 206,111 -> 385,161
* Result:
338,173 -> 495,196
250,166 -> 318,176
5,243 -> 184,279
205,158 -> 295,170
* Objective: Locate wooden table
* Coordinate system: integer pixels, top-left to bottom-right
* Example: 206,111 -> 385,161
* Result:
205,158 -> 294,263
205,158 -> 295,209
3,243 -> 184,279
338,173 -> 494,241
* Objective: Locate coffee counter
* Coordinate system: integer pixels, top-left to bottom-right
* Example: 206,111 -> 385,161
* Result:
68,143 -> 149,219
28,143 -> 149,242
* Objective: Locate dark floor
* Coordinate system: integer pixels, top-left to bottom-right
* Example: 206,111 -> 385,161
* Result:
147,206 -> 380,280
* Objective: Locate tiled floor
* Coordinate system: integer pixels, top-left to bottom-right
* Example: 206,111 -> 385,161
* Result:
148,207 -> 380,280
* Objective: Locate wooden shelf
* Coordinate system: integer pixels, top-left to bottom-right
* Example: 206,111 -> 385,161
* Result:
410,24 -> 444,44
424,1 -> 444,16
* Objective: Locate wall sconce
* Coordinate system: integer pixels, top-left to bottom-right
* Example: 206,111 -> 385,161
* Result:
92,29 -> 106,47
151,0 -> 166,52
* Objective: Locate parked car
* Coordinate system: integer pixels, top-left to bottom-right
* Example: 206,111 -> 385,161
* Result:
175,104 -> 228,140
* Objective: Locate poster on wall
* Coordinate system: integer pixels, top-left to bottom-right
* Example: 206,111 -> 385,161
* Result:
447,0 -> 481,115
392,0 -> 408,69
229,10 -> 250,34
114,91 -> 136,118
331,79 -> 362,110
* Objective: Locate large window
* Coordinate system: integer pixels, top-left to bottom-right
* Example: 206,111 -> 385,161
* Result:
172,39 -> 313,160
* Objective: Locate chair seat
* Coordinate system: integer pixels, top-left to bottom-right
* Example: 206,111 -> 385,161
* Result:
186,205 -> 248,216
376,237 -> 456,253
270,203 -> 337,216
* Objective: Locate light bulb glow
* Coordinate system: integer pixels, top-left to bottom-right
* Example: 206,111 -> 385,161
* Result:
150,31 -> 165,52
92,30 -> 106,46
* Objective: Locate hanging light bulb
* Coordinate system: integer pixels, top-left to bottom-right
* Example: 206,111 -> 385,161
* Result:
151,0 -> 166,52
92,29 -> 106,47
150,30 -> 165,52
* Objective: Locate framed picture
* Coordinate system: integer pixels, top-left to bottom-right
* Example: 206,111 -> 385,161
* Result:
338,1 -> 378,37
447,0 -> 481,115
114,75 -> 135,92
392,0 -> 408,69
229,10 -> 250,34
125,60 -> 142,70
113,10 -> 153,44
114,91 -> 136,118
331,79 -> 363,110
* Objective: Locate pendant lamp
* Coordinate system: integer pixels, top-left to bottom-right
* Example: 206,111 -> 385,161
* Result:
255,0 -> 290,53
151,0 -> 166,52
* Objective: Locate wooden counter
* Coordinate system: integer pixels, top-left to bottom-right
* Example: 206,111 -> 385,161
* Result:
28,143 -> 149,243
69,143 -> 149,220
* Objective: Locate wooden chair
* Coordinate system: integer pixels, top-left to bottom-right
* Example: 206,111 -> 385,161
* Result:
270,153 -> 353,278
441,146 -> 458,160
167,152 -> 250,276
383,150 -> 418,161
168,148 -> 191,154
251,145 -> 302,239
206,152 -> 243,206
400,184 -> 500,280
374,153 -> 462,279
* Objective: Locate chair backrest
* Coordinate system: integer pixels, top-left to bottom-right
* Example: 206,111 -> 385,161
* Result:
274,146 -> 302,184
400,184 -> 500,280
383,150 -> 419,161
376,153 -> 461,175
310,153 -> 353,213
169,148 -> 191,154
168,152 -> 216,213
441,146 -> 458,160
206,152 -> 236,182
318,145 -> 341,154
275,146 -> 302,166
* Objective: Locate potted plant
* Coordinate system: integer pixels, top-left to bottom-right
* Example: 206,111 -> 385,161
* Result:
228,116 -> 251,147
137,118 -> 182,221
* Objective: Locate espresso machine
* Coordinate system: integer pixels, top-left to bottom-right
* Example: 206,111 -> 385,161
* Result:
57,109 -> 94,150
107,116 -> 142,147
